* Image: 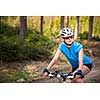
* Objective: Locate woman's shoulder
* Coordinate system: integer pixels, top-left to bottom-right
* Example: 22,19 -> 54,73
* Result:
59,42 -> 66,48
73,41 -> 83,51
73,41 -> 83,47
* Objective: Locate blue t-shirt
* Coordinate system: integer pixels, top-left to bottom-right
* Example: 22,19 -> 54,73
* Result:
59,41 -> 92,69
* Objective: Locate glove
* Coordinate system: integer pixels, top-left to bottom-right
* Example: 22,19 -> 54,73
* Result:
43,68 -> 50,74
74,70 -> 84,78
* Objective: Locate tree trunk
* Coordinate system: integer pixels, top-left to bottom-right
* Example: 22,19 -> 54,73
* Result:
88,16 -> 94,41
0,16 -> 1,25
20,16 -> 27,43
60,16 -> 64,30
66,16 -> 69,28
40,16 -> 43,35
74,16 -> 80,40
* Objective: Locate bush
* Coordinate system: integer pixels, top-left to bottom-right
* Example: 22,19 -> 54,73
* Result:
24,33 -> 56,60
0,22 -> 16,36
78,31 -> 88,40
0,32 -> 56,62
92,36 -> 100,41
0,36 -> 20,61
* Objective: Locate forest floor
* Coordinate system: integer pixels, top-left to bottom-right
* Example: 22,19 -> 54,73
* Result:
0,41 -> 100,83
0,56 -> 100,83
27,56 -> 100,83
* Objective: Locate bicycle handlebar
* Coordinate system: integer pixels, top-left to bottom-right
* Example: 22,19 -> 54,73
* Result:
48,71 -> 74,81
43,68 -> 84,82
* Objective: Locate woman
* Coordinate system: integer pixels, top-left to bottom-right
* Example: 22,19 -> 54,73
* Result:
43,28 -> 92,83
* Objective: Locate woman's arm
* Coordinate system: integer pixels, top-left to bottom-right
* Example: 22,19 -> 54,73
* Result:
73,48 -> 83,74
47,49 -> 63,70
78,48 -> 83,70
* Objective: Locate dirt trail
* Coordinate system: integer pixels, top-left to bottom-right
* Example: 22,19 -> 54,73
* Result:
31,56 -> 100,83
0,56 -> 100,83
84,57 -> 100,83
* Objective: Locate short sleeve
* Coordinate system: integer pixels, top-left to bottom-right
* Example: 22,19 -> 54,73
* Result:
58,42 -> 65,53
75,43 -> 83,53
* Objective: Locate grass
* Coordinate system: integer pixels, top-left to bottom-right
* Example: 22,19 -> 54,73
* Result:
0,62 -> 37,83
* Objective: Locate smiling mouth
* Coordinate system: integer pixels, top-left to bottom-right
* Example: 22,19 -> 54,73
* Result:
68,40 -> 72,43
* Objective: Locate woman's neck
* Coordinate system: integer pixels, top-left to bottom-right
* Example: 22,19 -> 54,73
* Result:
64,41 -> 73,48
67,44 -> 71,48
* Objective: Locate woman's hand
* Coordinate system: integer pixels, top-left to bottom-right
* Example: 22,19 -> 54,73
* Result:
73,70 -> 84,78
43,68 -> 50,76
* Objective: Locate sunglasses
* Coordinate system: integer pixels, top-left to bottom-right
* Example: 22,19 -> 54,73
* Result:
63,36 -> 74,39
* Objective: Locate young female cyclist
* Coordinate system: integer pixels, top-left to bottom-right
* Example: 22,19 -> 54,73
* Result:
43,28 -> 92,83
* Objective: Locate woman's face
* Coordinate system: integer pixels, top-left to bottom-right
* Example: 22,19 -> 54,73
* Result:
63,36 -> 74,45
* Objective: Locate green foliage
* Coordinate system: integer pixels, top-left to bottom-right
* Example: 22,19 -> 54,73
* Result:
24,32 -> 55,60
79,16 -> 89,33
0,68 -> 19,82
15,71 -> 35,80
69,16 -> 76,30
78,31 -> 88,40
0,73 -> 16,83
0,22 -> 16,36
0,67 -> 36,82
92,36 -> 100,41
0,16 -> 100,62
0,36 -> 20,61
0,31 -> 55,61
0,16 -> 56,61
93,17 -> 100,37
43,17 -> 60,38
